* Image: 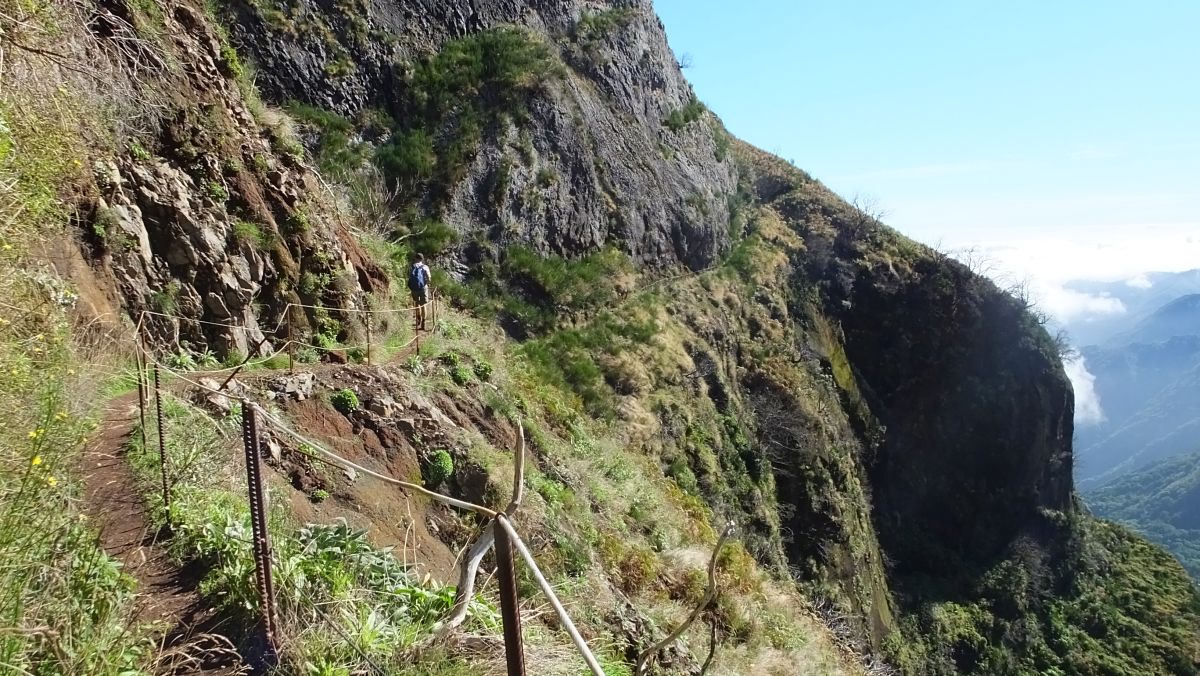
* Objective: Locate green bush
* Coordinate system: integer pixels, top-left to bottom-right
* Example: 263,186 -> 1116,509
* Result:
451,365 -> 473,386
310,488 -> 330,503
664,96 -> 706,132
574,7 -> 638,43
286,102 -> 370,177
231,219 -> 270,248
473,360 -> 493,381
204,179 -> 228,201
331,388 -> 360,414
375,27 -> 561,201
425,450 -> 454,485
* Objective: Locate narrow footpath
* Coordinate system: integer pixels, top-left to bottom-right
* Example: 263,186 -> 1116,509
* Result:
80,391 -> 245,674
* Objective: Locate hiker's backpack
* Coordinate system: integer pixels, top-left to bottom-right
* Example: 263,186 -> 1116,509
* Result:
408,264 -> 428,291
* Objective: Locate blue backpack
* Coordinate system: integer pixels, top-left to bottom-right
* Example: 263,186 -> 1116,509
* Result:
408,264 -> 428,291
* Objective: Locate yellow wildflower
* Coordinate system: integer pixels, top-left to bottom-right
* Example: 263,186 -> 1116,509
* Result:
46,476 -> 57,487
31,455 -> 41,466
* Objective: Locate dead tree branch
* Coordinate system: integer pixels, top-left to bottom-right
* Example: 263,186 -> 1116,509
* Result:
431,421 -> 526,638
635,521 -> 736,675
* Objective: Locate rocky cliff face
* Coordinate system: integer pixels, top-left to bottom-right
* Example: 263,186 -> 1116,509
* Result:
224,0 -> 736,270
79,1 -> 386,354
53,0 -> 1198,671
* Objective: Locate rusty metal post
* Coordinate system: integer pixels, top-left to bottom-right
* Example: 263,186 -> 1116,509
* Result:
494,519 -> 526,676
365,314 -> 372,366
135,344 -> 147,453
152,363 -> 170,516
287,342 -> 295,374
240,401 -> 279,661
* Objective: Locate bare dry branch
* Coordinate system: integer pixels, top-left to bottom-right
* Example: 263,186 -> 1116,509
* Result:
635,521 -> 736,675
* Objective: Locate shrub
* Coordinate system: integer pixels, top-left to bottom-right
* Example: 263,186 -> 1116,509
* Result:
331,388 -> 360,414
310,488 -> 330,503
376,27 -> 561,200
664,96 -> 705,132
424,450 -> 454,485
451,365 -> 473,386
285,102 -> 369,177
404,354 -> 425,375
295,346 -> 320,364
575,7 -> 638,43
128,140 -> 151,161
204,179 -> 228,201
472,360 -> 493,381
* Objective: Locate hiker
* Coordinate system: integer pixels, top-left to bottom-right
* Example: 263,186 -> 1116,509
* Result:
408,253 -> 431,331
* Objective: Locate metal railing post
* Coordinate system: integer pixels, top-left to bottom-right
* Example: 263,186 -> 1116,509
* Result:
240,401 -> 279,662
494,520 -> 526,676
152,363 -> 170,516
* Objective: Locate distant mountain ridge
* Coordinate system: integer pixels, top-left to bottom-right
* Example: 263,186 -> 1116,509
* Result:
1064,269 -> 1200,346
1108,293 -> 1200,347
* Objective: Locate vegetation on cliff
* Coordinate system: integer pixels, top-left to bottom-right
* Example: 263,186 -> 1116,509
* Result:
0,0 -> 1197,674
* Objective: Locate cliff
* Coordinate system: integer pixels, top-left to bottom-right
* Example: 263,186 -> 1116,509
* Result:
2,0 -> 1197,673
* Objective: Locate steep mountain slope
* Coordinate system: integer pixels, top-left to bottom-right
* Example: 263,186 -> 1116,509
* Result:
1087,450 -> 1200,578
2,0 -> 1199,674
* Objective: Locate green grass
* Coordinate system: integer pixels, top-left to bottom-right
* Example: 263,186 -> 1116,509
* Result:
231,219 -> 272,248
0,20 -> 148,669
284,102 -> 370,177
574,7 -> 639,44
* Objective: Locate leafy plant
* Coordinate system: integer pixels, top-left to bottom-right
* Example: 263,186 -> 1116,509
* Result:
424,450 -> 454,486
472,360 -> 493,381
311,488 -> 330,503
231,219 -> 271,248
375,27 -> 561,202
331,388 -> 360,414
450,365 -> 473,386
204,179 -> 228,201
664,96 -> 705,132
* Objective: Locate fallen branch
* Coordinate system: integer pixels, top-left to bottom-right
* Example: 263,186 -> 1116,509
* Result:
635,521 -> 736,675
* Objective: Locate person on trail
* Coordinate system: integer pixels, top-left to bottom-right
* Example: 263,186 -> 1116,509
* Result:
408,253 -> 431,331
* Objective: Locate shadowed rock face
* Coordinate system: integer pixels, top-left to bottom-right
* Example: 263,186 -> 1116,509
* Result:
224,0 -> 737,270
836,256 -> 1075,578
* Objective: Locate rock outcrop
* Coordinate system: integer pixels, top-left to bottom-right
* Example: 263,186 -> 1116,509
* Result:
224,0 -> 737,269
84,1 -> 386,354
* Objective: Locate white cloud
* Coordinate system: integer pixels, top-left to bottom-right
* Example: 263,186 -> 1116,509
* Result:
1125,275 -> 1153,289
944,229 -> 1200,326
1035,285 -> 1126,323
1064,356 -> 1105,426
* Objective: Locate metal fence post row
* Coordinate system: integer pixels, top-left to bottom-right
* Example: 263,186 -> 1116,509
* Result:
494,520 -> 526,676
240,401 -> 279,661
152,362 -> 170,516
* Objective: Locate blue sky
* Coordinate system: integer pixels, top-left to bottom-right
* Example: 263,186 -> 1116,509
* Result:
654,0 -> 1199,298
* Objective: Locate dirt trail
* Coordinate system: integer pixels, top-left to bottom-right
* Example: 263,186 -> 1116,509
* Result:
80,391 -> 242,671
